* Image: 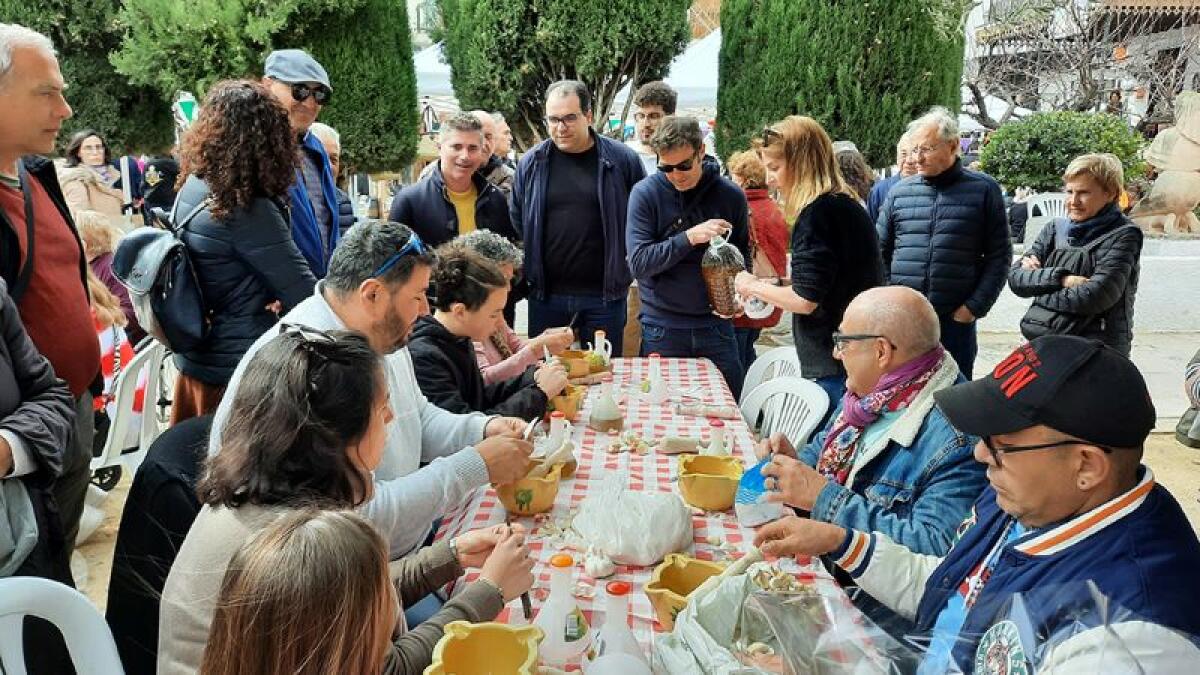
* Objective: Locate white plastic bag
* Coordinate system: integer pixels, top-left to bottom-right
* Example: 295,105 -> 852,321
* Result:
573,473 -> 692,566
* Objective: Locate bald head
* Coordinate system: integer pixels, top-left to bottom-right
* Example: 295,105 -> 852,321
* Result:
469,109 -> 496,156
847,286 -> 940,361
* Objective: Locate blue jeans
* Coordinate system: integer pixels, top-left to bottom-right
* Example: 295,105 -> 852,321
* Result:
939,317 -> 978,380
641,321 -> 746,400
813,374 -> 847,429
529,293 -> 627,356
734,327 -> 761,375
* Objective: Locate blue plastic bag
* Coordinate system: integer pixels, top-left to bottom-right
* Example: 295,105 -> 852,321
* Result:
734,457 -> 788,527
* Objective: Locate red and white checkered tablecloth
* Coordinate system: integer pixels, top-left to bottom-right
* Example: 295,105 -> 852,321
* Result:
434,357 -> 761,666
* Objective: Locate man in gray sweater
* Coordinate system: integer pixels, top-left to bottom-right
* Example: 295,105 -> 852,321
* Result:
209,221 -> 531,558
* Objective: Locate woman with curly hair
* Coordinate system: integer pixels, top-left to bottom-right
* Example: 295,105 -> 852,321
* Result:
169,79 -> 316,424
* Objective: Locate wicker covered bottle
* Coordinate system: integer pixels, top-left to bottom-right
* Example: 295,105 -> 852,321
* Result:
700,235 -> 746,318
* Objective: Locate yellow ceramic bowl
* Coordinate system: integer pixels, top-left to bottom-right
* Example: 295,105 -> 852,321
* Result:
497,463 -> 563,515
645,553 -> 726,631
557,350 -> 592,379
424,621 -> 544,675
548,385 -> 584,421
678,454 -> 744,512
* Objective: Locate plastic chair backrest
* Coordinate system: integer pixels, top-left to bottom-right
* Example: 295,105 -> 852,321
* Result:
739,376 -> 829,448
0,577 -> 125,675
740,346 -> 800,406
1023,192 -> 1068,246
90,341 -> 167,475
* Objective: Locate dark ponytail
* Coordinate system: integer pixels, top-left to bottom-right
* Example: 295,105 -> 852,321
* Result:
201,328 -> 384,509
429,246 -> 507,312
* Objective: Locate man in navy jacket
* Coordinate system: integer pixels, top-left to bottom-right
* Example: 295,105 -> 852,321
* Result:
626,116 -> 750,398
755,336 -> 1200,673
510,80 -> 645,355
261,49 -> 341,277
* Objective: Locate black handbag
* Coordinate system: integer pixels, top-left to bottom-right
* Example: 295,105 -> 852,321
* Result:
112,199 -> 212,353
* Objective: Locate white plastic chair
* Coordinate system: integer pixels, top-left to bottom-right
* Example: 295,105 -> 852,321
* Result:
0,576 -> 124,675
739,376 -> 829,448
90,340 -> 168,477
740,346 -> 801,405
1023,192 -> 1068,247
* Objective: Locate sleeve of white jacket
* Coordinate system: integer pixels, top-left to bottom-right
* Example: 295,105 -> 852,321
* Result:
392,348 -> 488,461
361,448 -> 490,559
828,529 -> 945,621
1038,621 -> 1200,673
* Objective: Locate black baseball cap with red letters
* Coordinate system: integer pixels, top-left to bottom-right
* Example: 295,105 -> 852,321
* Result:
933,336 -> 1156,448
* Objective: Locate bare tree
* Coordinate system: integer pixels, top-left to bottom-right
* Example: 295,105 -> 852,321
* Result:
965,0 -> 1200,129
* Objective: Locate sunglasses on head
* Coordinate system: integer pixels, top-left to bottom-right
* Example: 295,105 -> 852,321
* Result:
759,126 -> 784,147
289,82 -> 332,105
657,154 -> 698,174
372,233 -> 428,278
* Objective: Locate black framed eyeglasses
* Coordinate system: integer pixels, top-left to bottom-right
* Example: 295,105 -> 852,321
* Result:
372,233 -> 428,278
289,82 -> 332,105
982,436 -> 1113,468
657,154 -> 698,174
544,113 -> 582,127
831,332 -> 890,353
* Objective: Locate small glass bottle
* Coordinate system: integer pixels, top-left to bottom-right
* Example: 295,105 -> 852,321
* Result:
589,374 -> 624,433
534,554 -> 593,667
702,418 -> 728,456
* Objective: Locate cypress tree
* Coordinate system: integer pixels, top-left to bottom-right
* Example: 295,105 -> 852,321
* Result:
437,0 -> 690,151
718,0 -> 968,167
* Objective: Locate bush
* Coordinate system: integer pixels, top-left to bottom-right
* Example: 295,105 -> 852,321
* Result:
305,0 -> 419,172
437,0 -> 690,152
980,112 -> 1146,192
717,0 -> 967,167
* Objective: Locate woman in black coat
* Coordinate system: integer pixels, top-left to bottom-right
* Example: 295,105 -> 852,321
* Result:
409,247 -> 568,420
170,80 -> 316,424
0,277 -> 76,673
1009,153 -> 1142,356
735,116 -> 884,408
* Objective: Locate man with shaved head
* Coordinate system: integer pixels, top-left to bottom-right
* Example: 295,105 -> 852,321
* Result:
759,286 -> 986,551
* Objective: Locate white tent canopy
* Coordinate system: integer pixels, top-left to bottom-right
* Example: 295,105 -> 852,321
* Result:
414,42 -> 454,98
613,29 -> 721,111
959,86 -> 1032,132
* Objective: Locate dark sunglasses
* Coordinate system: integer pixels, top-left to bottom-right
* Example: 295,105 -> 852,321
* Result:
982,436 -> 1113,468
289,82 -> 332,105
372,233 -> 428,278
760,126 -> 783,146
657,155 -> 698,174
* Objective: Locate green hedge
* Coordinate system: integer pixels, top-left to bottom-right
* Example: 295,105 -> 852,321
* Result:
980,112 -> 1145,191
717,0 -> 966,167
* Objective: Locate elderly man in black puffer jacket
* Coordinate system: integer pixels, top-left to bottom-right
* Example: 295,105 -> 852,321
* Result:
877,107 -> 1011,379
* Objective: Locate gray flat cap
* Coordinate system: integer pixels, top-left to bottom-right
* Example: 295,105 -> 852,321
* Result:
264,49 -> 331,90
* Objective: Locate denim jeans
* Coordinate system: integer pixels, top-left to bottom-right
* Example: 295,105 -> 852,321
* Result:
529,293 -> 627,356
641,321 -> 746,400
734,327 -> 761,376
939,316 -> 978,380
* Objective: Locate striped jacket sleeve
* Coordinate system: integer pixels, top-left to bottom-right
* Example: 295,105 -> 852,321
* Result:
828,529 -> 945,621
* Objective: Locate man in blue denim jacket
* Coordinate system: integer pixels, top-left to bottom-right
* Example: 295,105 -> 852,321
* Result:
759,286 -> 986,557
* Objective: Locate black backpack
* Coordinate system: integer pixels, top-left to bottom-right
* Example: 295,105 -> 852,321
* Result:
112,198 -> 211,353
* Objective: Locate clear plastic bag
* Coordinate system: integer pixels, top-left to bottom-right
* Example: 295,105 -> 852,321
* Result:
654,555 -> 917,674
573,473 -> 693,567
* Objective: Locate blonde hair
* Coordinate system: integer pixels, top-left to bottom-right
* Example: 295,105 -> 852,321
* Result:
200,509 -> 395,675
87,268 -> 126,329
726,150 -> 766,189
1063,153 -> 1124,200
756,116 -> 854,219
75,210 -> 122,259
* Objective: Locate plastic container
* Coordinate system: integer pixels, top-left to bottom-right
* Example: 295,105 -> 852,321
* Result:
534,554 -> 593,667
734,456 -> 789,527
585,581 -> 648,672
545,411 -> 568,452
423,621 -> 543,675
588,374 -> 623,433
588,329 -> 613,370
702,418 -> 728,456
700,235 -> 746,318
